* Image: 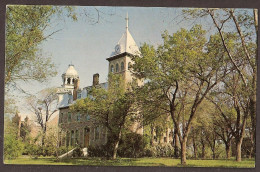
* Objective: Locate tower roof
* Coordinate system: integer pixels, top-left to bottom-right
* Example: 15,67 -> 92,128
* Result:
110,13 -> 140,57
64,64 -> 78,77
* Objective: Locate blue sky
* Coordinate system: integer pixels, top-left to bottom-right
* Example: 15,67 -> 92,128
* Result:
15,6 -> 196,117
12,6 -> 253,118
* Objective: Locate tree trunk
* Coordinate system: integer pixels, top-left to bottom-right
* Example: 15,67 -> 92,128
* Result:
226,140 -> 231,159
42,125 -> 47,146
212,149 -> 215,160
181,138 -> 187,165
201,140 -> 206,159
112,130 -> 122,160
192,136 -> 197,159
236,139 -> 242,162
150,126 -> 154,146
173,129 -> 179,158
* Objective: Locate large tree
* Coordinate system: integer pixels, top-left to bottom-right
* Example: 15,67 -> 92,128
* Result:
27,87 -> 58,146
183,8 -> 257,162
5,5 -> 78,90
132,25 -> 229,164
71,74 -> 137,159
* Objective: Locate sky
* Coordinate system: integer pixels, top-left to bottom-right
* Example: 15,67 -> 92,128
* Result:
10,6 -> 253,119
12,6 -> 194,119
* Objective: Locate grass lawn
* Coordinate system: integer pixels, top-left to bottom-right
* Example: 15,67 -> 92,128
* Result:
4,156 -> 255,168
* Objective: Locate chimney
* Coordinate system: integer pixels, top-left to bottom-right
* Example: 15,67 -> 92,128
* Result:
73,79 -> 80,101
93,73 -> 99,86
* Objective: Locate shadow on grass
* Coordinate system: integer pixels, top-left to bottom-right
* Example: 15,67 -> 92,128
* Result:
58,157 -> 167,166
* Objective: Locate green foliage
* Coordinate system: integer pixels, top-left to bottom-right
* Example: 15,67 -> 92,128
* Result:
118,132 -> 147,158
5,5 -> 77,90
4,117 -> 24,159
72,146 -> 83,157
87,144 -> 109,157
143,144 -> 175,158
4,134 -> 24,160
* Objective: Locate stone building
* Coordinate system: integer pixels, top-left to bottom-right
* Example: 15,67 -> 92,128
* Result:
57,14 -> 144,148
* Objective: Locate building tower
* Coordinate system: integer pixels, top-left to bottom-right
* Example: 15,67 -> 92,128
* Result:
61,64 -> 79,90
107,13 -> 143,134
57,64 -> 80,107
106,13 -> 143,87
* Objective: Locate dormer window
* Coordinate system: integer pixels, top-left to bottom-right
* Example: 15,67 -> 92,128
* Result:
116,63 -> 119,72
110,65 -> 114,73
121,62 -> 124,71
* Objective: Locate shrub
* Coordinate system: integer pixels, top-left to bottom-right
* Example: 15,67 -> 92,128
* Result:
4,134 -> 24,159
72,146 -> 83,157
117,132 -> 148,158
143,144 -> 175,157
88,144 -> 109,157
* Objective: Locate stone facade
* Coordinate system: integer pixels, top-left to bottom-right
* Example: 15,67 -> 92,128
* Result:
58,107 -> 107,147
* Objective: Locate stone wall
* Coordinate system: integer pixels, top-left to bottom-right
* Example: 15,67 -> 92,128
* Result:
58,107 -> 107,148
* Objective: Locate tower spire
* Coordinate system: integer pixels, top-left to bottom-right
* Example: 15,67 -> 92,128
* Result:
125,12 -> 129,30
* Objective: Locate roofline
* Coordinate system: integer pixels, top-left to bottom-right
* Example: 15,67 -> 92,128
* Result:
106,52 -> 134,62
59,106 -> 70,110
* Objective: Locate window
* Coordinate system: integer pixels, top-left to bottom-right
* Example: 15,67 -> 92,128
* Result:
128,62 -> 132,70
66,131 -> 70,147
121,62 -> 124,71
110,65 -> 114,72
76,113 -> 81,122
68,113 -> 72,122
75,130 -> 79,145
86,114 -> 90,121
71,130 -> 75,146
72,78 -> 75,84
95,126 -> 100,140
116,63 -> 119,72
67,78 -> 71,84
77,92 -> 81,99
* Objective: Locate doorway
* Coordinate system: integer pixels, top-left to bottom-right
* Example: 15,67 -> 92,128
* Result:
84,127 -> 90,147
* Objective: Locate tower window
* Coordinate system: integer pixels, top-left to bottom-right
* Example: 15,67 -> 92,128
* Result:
121,62 -> 124,71
67,78 -> 71,84
116,63 -> 119,72
110,65 -> 114,73
72,78 -> 75,84
128,62 -> 132,70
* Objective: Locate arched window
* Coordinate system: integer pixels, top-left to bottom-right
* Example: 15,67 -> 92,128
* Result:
110,65 -> 114,73
72,78 -> 75,84
71,130 -> 75,146
121,62 -> 124,71
128,62 -> 132,70
75,130 -> 79,144
67,78 -> 71,84
66,131 -> 70,146
68,113 -> 72,122
116,63 -> 119,72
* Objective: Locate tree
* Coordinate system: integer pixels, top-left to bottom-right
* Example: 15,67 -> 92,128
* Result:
4,115 -> 24,160
71,74 -> 137,159
5,5 -> 78,90
132,25 -> 229,165
182,8 -> 257,162
20,116 -> 32,142
27,87 -> 58,146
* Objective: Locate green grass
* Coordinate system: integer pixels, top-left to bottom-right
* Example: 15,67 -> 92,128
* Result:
4,156 -> 255,168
